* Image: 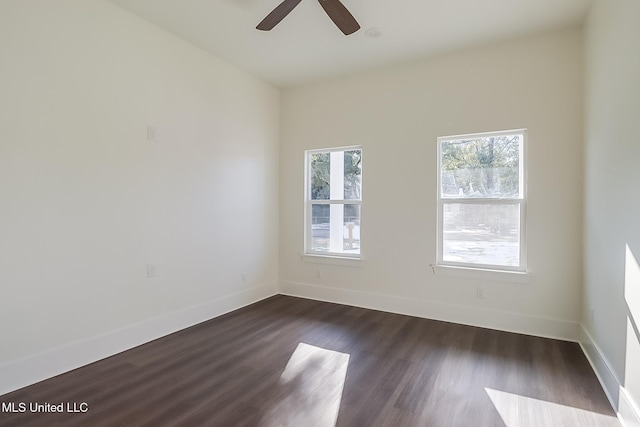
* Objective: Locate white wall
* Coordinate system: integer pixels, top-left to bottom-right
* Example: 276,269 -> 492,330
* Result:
582,0 -> 640,424
0,0 -> 279,394
280,28 -> 584,340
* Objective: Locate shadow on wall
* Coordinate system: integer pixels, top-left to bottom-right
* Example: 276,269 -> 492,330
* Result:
623,243 -> 640,416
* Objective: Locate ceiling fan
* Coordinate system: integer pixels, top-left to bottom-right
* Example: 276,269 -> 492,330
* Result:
257,0 -> 360,35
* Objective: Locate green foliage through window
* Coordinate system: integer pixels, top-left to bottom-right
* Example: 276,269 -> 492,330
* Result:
310,150 -> 362,200
441,135 -> 520,198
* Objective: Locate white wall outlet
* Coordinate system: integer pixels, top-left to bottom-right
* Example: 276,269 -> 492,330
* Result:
147,125 -> 157,142
242,272 -> 247,282
147,264 -> 156,278
315,270 -> 322,280
476,287 -> 485,299
589,308 -> 595,321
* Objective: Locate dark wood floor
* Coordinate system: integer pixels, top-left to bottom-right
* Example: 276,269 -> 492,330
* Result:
0,295 -> 619,426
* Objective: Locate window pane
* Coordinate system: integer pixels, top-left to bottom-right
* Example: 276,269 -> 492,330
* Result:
343,204 -> 360,254
344,150 -> 362,200
311,204 -> 330,251
310,153 -> 330,200
441,134 -> 521,198
310,204 -> 360,255
442,203 -> 520,267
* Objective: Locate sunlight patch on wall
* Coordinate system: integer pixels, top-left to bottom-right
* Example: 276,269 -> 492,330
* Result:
623,318 -> 640,423
485,387 -> 619,427
260,343 -> 350,427
625,244 -> 640,329
624,244 -> 640,420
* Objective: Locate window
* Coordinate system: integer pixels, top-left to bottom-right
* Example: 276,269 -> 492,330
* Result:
437,130 -> 526,272
305,147 -> 362,258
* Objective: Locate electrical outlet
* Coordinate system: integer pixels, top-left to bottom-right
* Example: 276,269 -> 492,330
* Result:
147,264 -> 156,278
476,287 -> 485,299
147,125 -> 157,142
589,308 -> 595,321
242,272 -> 247,282
315,270 -> 322,280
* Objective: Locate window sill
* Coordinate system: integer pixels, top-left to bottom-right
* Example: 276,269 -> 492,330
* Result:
431,264 -> 532,284
301,254 -> 364,267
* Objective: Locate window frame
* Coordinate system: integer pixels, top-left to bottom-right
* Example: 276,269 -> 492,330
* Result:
304,145 -> 363,259
436,129 -> 527,273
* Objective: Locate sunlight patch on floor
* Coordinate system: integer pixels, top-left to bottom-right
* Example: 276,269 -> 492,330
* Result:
260,343 -> 350,427
485,387 -> 620,427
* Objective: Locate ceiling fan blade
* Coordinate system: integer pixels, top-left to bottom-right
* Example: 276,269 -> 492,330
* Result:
317,0 -> 360,35
256,0 -> 303,31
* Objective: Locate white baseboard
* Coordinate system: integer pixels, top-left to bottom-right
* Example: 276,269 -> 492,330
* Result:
578,324 -> 640,427
578,325 -> 621,410
0,284 -> 277,396
279,281 -> 579,341
620,386 -> 640,427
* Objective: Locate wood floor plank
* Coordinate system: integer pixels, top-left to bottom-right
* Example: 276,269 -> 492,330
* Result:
0,296 -> 619,427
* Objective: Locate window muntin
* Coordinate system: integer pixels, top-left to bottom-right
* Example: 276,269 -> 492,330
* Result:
305,147 -> 362,258
437,130 -> 526,271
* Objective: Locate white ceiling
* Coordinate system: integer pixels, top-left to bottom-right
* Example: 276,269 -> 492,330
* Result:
109,0 -> 592,87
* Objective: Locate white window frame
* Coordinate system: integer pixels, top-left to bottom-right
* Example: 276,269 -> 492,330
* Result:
304,146 -> 362,259
436,129 -> 527,273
